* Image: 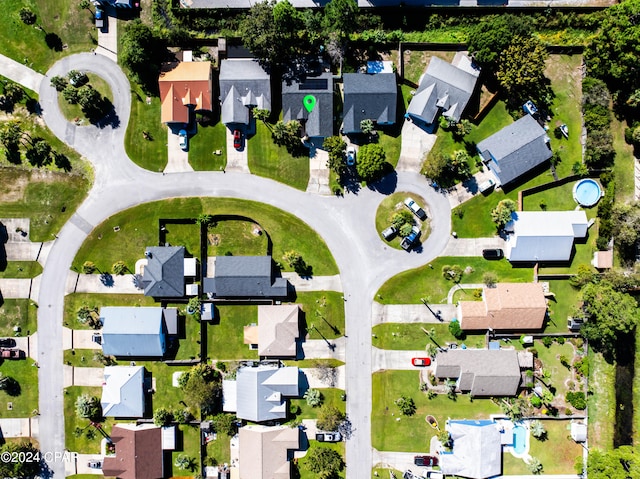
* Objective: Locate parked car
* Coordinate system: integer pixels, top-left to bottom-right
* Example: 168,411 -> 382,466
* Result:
482,248 -> 503,260
478,178 -> 495,194
233,130 -> 242,150
178,130 -> 188,150
87,460 -> 102,469
426,472 -> 444,479
381,225 -> 397,241
401,226 -> 421,251
316,431 -> 342,442
404,198 -> 427,221
0,338 -> 15,348
95,6 -> 104,29
568,316 -> 585,331
0,349 -> 22,360
412,357 -> 431,367
346,146 -> 356,166
414,456 -> 438,467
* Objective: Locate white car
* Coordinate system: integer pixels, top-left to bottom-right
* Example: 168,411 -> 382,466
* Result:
403,197 -> 427,221
346,146 -> 356,166
178,130 -> 188,150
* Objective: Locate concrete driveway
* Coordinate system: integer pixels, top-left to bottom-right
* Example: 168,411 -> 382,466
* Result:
0,278 -> 38,299
441,236 -> 506,256
372,348 -> 432,371
165,128 -> 193,173
0,418 -> 35,438
397,120 -> 437,172
372,303 -> 456,326
301,337 -> 346,361
69,272 -> 142,294
226,128 -> 249,172
69,453 -> 104,475
373,450 -> 428,475
63,365 -> 104,387
307,147 -> 331,194
282,273 -> 343,292
63,328 -> 101,350
96,4 -> 117,62
302,365 -> 346,389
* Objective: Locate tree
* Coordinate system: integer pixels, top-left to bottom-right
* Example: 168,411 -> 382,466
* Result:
317,405 -> 345,431
174,455 -> 196,471
3,83 -> 24,105
483,272 -> 497,287
79,0 -> 91,9
453,120 -> 472,139
120,20 -> 166,90
0,120 -> 22,149
68,70 -> 88,87
253,108 -> 270,123
179,363 -> 221,416
112,261 -> 127,275
25,137 -> 52,167
18,7 -> 37,25
0,442 -> 42,478
497,36 -> 550,106
153,408 -> 174,426
82,261 -> 97,274
422,152 -> 449,183
528,457 -> 543,475
441,264 -> 463,283
304,388 -> 323,407
211,413 -> 237,436
449,150 -> 472,178
356,143 -> 387,183
391,210 -> 413,231
283,250 -> 311,275
50,75 -> 68,92
360,119 -> 375,135
323,136 -> 347,175
530,420 -> 546,439
394,395 -> 417,416
62,85 -> 80,104
569,264 -> 597,288
75,394 -> 101,420
449,320 -> 464,339
187,297 -> 201,320
77,85 -> 101,109
491,199 -> 517,229
588,446 -> 640,479
304,446 -> 344,477
611,202 -> 640,254
272,120 -> 288,144
196,213 -> 214,226
467,14 -> 532,67
322,0 -> 358,41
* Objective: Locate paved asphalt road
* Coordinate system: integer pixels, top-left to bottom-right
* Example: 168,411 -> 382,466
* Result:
30,53 -> 453,477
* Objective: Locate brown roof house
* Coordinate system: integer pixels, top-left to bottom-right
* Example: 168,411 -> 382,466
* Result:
238,425 -> 300,479
243,305 -> 301,358
458,283 -> 547,331
434,349 -> 532,397
102,424 -> 164,479
159,61 -> 213,125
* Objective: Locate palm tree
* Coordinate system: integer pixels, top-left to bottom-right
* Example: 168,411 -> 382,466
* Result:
530,420 -> 546,439
272,120 -> 287,144
0,120 -> 22,148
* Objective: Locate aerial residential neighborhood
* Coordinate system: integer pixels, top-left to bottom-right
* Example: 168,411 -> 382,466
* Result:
1,0 -> 640,478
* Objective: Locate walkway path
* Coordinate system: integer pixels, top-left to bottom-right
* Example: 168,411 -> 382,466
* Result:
397,119 -> 437,172
0,52 -> 44,92
372,302 -> 456,326
225,128 -> 249,172
441,236 -> 506,256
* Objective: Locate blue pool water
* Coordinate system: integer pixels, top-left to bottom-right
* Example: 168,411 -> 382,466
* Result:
513,425 -> 527,455
573,179 -> 602,207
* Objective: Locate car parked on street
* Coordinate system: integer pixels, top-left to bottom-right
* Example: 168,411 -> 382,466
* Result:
404,198 -> 427,221
178,130 -> 188,150
412,357 -> 431,367
401,226 -> 421,251
316,431 -> 342,442
414,456 -> 438,467
381,225 -> 397,241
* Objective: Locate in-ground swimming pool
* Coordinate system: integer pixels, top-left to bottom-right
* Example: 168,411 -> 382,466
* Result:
512,425 -> 527,455
573,179 -> 603,207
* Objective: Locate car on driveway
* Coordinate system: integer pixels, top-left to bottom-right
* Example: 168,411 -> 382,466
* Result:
0,338 -> 15,348
346,146 -> 356,166
404,198 -> 427,221
401,226 -> 421,251
178,130 -> 188,150
316,431 -> 342,442
0,349 -> 22,359
87,460 -> 102,469
412,357 -> 431,367
233,130 -> 242,150
95,6 -> 104,29
482,248 -> 503,260
414,455 -> 438,467
381,225 -> 397,241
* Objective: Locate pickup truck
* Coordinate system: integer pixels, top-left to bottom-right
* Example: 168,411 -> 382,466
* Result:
316,431 -> 342,442
0,349 -> 22,360
404,197 -> 427,221
401,226 -> 421,251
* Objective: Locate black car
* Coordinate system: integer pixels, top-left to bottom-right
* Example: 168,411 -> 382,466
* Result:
0,338 -> 15,348
482,248 -> 504,260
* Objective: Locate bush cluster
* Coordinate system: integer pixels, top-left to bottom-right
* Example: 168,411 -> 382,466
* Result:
565,391 -> 587,410
582,78 -> 614,169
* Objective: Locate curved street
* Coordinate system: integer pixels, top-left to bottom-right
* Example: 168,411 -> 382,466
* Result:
32,53 -> 453,477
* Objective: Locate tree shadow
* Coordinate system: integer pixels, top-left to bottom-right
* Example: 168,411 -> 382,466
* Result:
367,167 -> 398,195
44,33 -> 63,52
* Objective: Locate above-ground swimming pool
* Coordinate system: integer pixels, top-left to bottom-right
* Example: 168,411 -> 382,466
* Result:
512,425 -> 528,455
573,179 -> 603,207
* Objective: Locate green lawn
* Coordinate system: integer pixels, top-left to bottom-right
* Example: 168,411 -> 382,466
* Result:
64,349 -> 116,367
248,121 -> 310,191
0,299 -> 38,336
375,192 -> 431,251
206,219 -> 268,257
372,468 -> 403,479
634,328 -> 640,447
58,73 -> 113,122
297,440 -> 345,479
72,197 -> 338,275
372,323 -> 485,350
376,256 -> 533,305
0,261 -> 42,278
534,339 -> 581,403
0,169 -> 90,242
205,430 -> 232,467
289,388 -> 346,422
503,420 -> 583,474
169,425 -> 201,477
588,348 -> 615,450
124,87 -> 167,172
206,305 -> 259,361
64,293 -> 156,330
168,306 -> 201,361
138,361 -> 192,413
0,0 -> 95,74
189,121 -> 227,171
451,288 -> 481,304
523,181 -> 600,214
0,358 -> 38,418
372,370 -> 501,452
545,280 -> 581,334
64,386 -> 115,454
164,222 -> 200,258
296,292 -> 345,341
611,116 -> 636,203
375,128 -> 402,169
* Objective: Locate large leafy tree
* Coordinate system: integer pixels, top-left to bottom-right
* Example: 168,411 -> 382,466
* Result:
25,137 -> 52,167
467,15 -> 533,67
356,143 -> 388,183
497,36 -> 550,107
0,120 -> 22,149
179,363 -> 222,416
611,202 -> 640,255
491,199 -> 517,229
120,20 -> 166,91
304,446 -> 344,477
588,446 -> 640,479
322,0 -> 358,40
0,443 -> 42,478
316,405 -> 345,431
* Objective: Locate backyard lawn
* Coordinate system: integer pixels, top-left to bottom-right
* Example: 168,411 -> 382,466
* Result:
124,88 -> 168,172
188,121 -> 227,171
296,291 -> 345,341
206,219 -> 268,257
169,424 -> 201,478
0,299 -> 38,336
376,256 -> 533,305
205,429 -> 232,468
72,197 -> 338,275
587,348 -> 615,450
375,192 -> 431,251
534,338 -> 584,406
206,305 -> 259,361
248,121 -> 310,191
0,358 -> 38,418
374,127 -> 402,169
163,221 -> 200,258
372,323 -> 485,350
64,293 -> 156,330
545,280 -> 581,334
0,261 -> 42,279
289,388 -> 346,422
372,370 -> 501,452
611,116 -> 636,203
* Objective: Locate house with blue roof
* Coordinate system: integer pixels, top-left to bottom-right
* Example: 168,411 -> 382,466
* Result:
101,366 -> 146,418
100,306 -> 176,358
342,72 -> 397,134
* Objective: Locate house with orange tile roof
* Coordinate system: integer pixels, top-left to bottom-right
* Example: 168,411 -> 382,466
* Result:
458,283 -> 547,331
158,61 -> 213,125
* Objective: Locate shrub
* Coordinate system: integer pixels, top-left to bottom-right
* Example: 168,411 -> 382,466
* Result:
395,395 -> 417,416
491,199 -> 517,229
528,457 -> 543,474
556,336 -> 565,345
573,357 -> 589,377
566,391 -> 587,410
530,395 -> 542,408
483,272 -> 497,287
82,261 -> 97,274
303,388 -> 323,407
442,264 -> 463,282
449,320 -> 464,339
542,336 -> 553,348
153,408 -> 174,426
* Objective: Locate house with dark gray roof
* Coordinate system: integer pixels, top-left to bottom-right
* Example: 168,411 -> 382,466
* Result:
406,56 -> 479,129
477,114 -> 552,186
203,256 -> 288,298
100,307 -> 177,358
222,365 -> 299,422
101,366 -> 146,418
141,246 -> 185,298
342,72 -> 397,134
282,73 -> 333,138
434,349 -> 531,397
219,59 -> 271,127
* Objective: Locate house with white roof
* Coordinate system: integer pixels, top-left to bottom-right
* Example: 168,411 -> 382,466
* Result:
101,366 -> 146,418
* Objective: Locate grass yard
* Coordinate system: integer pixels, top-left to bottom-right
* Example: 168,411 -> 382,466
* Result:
372,370 -> 501,452
58,73 -> 113,122
0,0 -> 95,74
634,328 -> 640,447
372,468 -> 403,479
587,348 -> 615,450
545,280 -> 581,334
163,222 -> 200,258
138,361 -> 191,413
537,226 -> 598,275
64,386 -> 115,454
372,323 -> 485,350
169,424 -> 201,478
523,181 -> 600,214
188,122 -> 227,171
206,305 -> 258,361
534,339 -> 581,402
206,219 -> 268,257
0,358 -> 38,418
64,349 -> 114,368
502,420 -> 583,474
124,88 -> 167,172
289,388 -> 346,422
64,293 -> 156,330
0,299 -> 38,336
611,116 -> 636,203
205,430 -> 231,467
375,128 -> 402,168
399,50 -> 456,86
375,192 -> 431,251
376,256 -> 533,305
0,169 -> 90,242
167,306 -> 201,361
296,291 -> 345,341
282,359 -> 344,368
72,197 -> 338,275
248,121 -> 310,191
451,288 -> 481,304
0,261 -> 42,278
297,440 -> 345,479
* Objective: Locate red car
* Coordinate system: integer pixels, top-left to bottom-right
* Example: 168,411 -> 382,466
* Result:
414,455 -> 438,467
233,130 -> 242,149
412,357 -> 431,367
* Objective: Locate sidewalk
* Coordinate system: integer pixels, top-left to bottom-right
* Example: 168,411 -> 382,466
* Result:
0,52 -> 44,91
281,273 -> 343,292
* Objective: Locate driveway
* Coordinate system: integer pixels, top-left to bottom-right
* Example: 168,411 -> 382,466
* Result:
0,277 -> 37,299
225,129 -> 249,172
0,418 -> 35,439
301,337 -> 346,361
373,450 -> 427,475
69,272 -> 143,294
372,303 -> 456,326
307,147 -> 331,194
96,4 -> 117,62
281,273 -> 343,292
440,236 -> 506,256
372,348 -> 431,371
63,328 -> 102,350
397,120 -> 437,172
165,128 -> 193,173
69,453 -> 104,475
302,365 -> 346,389
63,365 -> 104,387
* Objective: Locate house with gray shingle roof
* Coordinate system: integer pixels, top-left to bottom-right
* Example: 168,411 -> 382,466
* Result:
406,56 -> 479,130
101,366 -> 146,418
222,365 -> 299,422
219,59 -> 271,127
477,114 -> 552,187
342,72 -> 397,134
282,73 -> 333,138
434,349 -> 531,397
141,246 -> 185,298
203,256 -> 288,298
100,306 -> 177,358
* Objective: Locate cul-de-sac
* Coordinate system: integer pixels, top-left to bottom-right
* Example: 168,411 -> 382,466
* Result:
1,0 -> 639,478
